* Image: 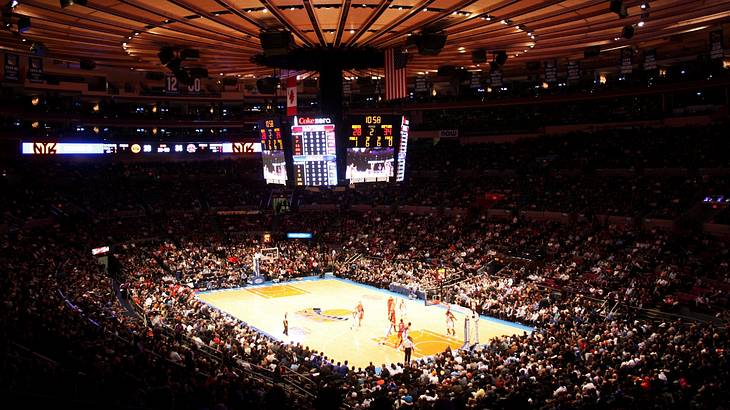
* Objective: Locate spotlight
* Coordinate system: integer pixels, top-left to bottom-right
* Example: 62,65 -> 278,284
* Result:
60,0 -> 87,7
637,21 -> 645,27
640,2 -> 649,10
10,0 -> 19,8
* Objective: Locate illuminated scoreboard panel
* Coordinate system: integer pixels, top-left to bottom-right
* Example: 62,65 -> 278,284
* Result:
259,119 -> 284,151
259,119 -> 287,185
291,116 -> 338,186
346,115 -> 399,184
21,141 -> 260,155
396,116 -> 409,182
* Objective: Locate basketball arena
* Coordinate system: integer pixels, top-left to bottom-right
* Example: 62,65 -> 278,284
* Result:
2,1 -> 730,409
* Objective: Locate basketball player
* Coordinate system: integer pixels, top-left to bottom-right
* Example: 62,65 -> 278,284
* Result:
398,298 -> 407,319
446,306 -> 456,336
356,301 -> 364,327
283,313 -> 289,336
385,310 -> 397,337
472,309 -> 480,346
397,318 -> 405,346
387,296 -> 395,320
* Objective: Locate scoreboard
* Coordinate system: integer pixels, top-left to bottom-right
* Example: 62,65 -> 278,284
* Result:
348,115 -> 396,149
259,118 -> 287,185
396,116 -> 409,182
291,116 -> 338,186
346,115 -> 406,184
21,141 -> 260,155
259,119 -> 283,151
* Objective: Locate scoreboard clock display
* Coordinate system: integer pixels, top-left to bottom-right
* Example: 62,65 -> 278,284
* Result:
259,118 -> 287,185
259,119 -> 284,151
346,115 -> 405,184
290,116 -> 338,186
348,115 -> 396,149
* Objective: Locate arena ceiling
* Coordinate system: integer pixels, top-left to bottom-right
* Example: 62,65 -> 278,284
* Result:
1,0 -> 729,78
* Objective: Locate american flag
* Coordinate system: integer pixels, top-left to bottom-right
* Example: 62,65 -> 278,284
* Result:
384,47 -> 407,100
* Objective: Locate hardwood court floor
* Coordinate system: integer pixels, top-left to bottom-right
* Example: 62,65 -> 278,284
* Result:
197,278 -> 531,369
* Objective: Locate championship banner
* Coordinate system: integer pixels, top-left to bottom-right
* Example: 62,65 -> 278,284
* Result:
4,53 -> 19,81
342,77 -> 352,97
415,76 -> 427,92
469,71 -> 482,89
28,56 -> 44,83
286,75 -> 297,117
620,48 -> 633,74
490,69 -> 502,87
567,61 -> 581,83
643,49 -> 657,71
544,59 -> 558,83
710,29 -> 724,60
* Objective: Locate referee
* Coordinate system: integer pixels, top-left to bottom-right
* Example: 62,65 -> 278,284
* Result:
401,336 -> 414,363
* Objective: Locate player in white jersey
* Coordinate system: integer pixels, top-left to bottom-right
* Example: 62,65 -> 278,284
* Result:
398,298 -> 407,319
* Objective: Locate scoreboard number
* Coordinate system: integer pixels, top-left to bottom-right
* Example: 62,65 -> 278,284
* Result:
187,78 -> 201,93
165,75 -> 178,93
348,115 -> 397,148
166,75 -> 201,94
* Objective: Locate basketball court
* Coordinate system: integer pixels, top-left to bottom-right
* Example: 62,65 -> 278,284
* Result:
197,277 -> 532,369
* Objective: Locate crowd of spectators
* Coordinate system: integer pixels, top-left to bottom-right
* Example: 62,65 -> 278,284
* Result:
2,122 -> 730,409
4,203 -> 729,409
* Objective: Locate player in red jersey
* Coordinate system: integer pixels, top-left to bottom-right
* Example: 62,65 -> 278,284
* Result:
396,318 -> 405,345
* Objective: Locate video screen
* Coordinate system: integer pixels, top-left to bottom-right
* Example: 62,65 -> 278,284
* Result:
346,147 -> 395,183
345,115 -> 401,183
259,119 -> 287,185
261,150 -> 287,185
291,116 -> 338,186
